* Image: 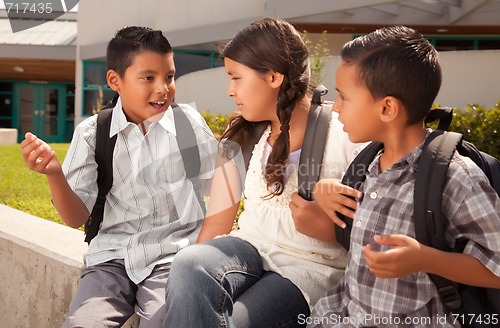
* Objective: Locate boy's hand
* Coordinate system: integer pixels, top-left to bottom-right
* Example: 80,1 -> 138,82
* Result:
289,192 -> 335,242
312,179 -> 362,227
363,234 -> 423,278
21,132 -> 62,175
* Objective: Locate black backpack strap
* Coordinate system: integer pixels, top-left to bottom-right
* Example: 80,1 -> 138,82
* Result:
172,103 -> 206,214
298,85 -> 331,200
414,130 -> 463,310
335,141 -> 384,250
84,107 -> 117,244
242,122 -> 268,171
425,107 -> 453,131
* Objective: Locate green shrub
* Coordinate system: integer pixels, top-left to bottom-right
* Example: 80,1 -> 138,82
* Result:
200,111 -> 233,139
449,103 -> 500,159
430,102 -> 500,159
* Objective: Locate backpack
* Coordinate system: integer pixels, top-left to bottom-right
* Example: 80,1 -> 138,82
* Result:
84,100 -> 204,244
241,85 -> 331,201
336,107 -> 500,327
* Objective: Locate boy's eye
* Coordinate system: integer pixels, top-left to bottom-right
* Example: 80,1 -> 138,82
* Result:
166,75 -> 174,81
143,76 -> 154,81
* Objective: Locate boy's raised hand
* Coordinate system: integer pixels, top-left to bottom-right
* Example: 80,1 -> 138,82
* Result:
312,178 -> 362,228
21,132 -> 62,175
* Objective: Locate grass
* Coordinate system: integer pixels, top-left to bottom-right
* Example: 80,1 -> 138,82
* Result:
0,143 -> 69,225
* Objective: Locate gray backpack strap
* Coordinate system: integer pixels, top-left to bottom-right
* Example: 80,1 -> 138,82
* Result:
172,103 -> 205,214
298,85 -> 331,200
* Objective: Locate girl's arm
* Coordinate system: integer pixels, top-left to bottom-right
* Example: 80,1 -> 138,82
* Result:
289,192 -> 336,242
197,154 -> 243,243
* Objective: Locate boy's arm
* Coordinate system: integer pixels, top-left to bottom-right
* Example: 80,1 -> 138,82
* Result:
312,178 -> 362,227
363,234 -> 500,288
21,133 -> 90,228
197,155 -> 242,243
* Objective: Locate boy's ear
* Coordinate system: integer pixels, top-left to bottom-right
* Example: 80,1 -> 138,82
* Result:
379,96 -> 401,123
106,69 -> 121,91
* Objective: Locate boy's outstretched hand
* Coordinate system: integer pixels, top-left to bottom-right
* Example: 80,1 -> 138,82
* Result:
21,132 -> 62,175
312,178 -> 362,228
363,234 -> 423,278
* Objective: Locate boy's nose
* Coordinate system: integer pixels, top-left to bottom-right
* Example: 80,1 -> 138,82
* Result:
157,81 -> 169,94
227,86 -> 235,97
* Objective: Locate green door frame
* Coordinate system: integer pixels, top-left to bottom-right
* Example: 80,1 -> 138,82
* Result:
13,82 -> 67,143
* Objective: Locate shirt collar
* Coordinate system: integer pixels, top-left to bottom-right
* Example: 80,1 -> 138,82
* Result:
367,130 -> 431,175
109,97 -> 177,137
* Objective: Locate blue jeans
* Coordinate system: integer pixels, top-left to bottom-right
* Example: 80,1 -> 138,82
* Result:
163,237 -> 310,328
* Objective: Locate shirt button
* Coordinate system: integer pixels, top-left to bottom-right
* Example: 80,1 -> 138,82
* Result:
355,220 -> 362,228
370,191 -> 378,199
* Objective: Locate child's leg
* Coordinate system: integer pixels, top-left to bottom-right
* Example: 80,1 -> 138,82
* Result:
163,236 -> 264,328
62,259 -> 136,328
134,262 -> 171,328
232,271 -> 310,328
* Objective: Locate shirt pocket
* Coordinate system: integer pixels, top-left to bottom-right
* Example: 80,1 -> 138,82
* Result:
157,155 -> 185,183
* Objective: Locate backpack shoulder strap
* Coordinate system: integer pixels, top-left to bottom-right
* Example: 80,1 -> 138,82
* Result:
425,107 -> 453,131
84,107 -> 117,244
242,122 -> 268,171
172,103 -> 206,213
414,130 -> 463,310
335,141 -> 384,250
298,86 -> 331,200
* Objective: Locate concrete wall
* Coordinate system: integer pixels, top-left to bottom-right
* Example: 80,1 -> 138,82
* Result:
0,205 -> 86,327
0,128 -> 18,145
0,204 -> 140,328
175,50 -> 500,114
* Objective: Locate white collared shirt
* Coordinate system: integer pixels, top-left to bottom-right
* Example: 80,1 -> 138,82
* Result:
62,98 -> 218,283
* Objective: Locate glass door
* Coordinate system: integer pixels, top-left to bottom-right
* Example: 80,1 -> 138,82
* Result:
17,83 -> 66,142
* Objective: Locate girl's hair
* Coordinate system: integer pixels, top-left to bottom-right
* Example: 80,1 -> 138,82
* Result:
106,26 -> 173,77
340,25 -> 442,125
220,17 -> 310,196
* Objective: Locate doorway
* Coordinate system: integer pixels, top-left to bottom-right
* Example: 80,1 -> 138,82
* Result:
16,83 -> 66,143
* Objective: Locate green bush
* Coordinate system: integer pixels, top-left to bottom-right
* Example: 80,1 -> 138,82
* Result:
200,111 -> 233,139
448,103 -> 500,159
429,102 -> 500,159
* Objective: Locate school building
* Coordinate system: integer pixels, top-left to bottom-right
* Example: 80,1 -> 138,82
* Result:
1,0 -> 500,143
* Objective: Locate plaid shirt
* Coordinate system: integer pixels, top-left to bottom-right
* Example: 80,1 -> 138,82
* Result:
309,134 -> 500,327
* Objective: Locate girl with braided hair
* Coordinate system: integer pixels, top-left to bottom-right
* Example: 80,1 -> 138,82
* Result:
163,18 -> 361,328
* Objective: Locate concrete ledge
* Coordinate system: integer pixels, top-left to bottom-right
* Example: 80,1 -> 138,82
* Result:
0,205 -> 139,327
0,205 -> 86,327
0,128 -> 18,145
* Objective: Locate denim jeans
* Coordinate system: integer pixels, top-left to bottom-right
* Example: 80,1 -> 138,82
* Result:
163,237 -> 310,328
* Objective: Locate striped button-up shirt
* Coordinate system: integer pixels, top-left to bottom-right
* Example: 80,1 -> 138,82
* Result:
62,98 -> 218,283
309,134 -> 500,327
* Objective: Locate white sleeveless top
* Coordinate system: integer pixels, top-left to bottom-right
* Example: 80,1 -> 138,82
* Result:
229,112 -> 359,307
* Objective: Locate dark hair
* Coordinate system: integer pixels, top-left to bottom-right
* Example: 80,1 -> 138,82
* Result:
220,17 -> 310,196
106,26 -> 173,77
340,25 -> 442,125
